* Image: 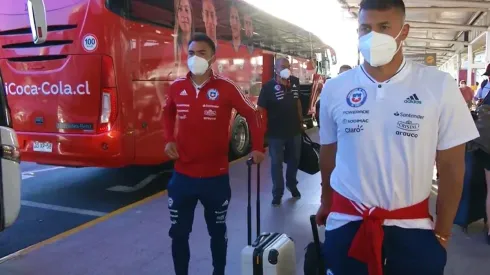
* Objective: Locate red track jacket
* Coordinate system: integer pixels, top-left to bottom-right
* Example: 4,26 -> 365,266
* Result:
163,72 -> 264,178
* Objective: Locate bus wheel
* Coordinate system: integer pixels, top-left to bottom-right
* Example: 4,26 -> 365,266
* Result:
230,116 -> 250,158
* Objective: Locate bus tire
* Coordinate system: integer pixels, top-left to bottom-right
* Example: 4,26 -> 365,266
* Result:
230,116 -> 250,158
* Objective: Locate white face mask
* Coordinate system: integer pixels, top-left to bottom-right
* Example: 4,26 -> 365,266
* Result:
187,55 -> 211,76
358,27 -> 404,67
279,68 -> 291,79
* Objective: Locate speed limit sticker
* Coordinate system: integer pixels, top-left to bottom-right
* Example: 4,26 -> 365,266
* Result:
82,34 -> 98,52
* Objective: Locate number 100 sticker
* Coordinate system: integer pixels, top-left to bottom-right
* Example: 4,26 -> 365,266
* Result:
82,34 -> 98,52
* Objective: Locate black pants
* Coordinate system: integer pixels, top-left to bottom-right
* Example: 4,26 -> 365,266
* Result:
168,172 -> 231,275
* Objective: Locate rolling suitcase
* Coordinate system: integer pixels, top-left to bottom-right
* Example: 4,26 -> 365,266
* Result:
303,215 -> 325,275
241,158 -> 296,275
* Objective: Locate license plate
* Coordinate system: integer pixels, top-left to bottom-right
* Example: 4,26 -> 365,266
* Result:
33,141 -> 53,153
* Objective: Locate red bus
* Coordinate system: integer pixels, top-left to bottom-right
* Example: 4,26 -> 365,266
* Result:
0,0 -> 336,168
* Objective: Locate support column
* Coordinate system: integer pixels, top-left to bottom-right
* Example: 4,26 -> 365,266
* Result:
468,44 -> 473,84
457,52 -> 461,83
485,27 -> 490,64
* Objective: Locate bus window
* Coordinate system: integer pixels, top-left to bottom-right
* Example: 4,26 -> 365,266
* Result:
0,0 -> 333,168
249,83 -> 262,97
127,0 -> 174,27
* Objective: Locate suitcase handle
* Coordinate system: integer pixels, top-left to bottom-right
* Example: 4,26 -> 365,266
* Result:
309,215 -> 325,273
247,158 -> 261,246
251,232 -> 272,247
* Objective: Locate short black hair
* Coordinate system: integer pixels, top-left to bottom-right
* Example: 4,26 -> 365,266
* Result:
340,65 -> 352,70
188,32 -> 216,54
359,0 -> 406,15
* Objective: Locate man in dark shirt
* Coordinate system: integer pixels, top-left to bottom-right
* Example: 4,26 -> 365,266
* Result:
258,57 -> 303,206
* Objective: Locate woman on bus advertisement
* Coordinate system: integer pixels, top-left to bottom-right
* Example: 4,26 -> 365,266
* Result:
202,0 -> 218,49
243,14 -> 255,54
229,3 -> 242,52
201,0 -> 220,74
174,0 -> 194,76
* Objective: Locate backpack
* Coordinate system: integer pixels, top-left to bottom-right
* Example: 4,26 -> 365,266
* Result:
481,79 -> 488,91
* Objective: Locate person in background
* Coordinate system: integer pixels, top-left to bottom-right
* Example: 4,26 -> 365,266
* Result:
163,33 -> 265,275
475,64 -> 490,104
315,65 -> 352,127
459,80 -> 474,108
316,0 -> 478,274
258,57 -> 303,206
338,64 -> 352,75
471,101 -> 490,244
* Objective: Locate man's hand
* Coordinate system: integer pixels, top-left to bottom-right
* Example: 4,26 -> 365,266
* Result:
250,150 -> 265,164
315,204 -> 329,226
300,123 -> 306,131
165,142 -> 179,159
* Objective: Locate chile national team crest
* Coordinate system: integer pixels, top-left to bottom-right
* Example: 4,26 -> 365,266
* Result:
207,89 -> 219,100
346,88 -> 367,108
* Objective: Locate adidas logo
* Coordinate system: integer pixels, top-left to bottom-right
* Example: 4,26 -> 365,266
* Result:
222,200 -> 229,207
180,90 -> 188,96
404,93 -> 421,104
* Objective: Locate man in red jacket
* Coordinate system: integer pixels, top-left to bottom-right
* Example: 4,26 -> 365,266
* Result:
163,33 -> 265,275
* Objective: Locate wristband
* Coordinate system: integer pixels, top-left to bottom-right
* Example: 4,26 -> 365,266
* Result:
434,233 -> 450,242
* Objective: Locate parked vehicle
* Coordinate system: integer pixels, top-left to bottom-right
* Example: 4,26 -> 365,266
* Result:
0,64 -> 21,232
0,0 -> 335,167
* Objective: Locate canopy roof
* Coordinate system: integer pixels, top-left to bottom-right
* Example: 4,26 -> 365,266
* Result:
340,0 -> 490,66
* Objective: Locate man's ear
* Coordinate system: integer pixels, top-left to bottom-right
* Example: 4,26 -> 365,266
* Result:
401,24 -> 410,40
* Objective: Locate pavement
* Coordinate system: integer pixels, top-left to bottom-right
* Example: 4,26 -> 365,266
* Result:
0,162 -> 173,258
0,128 -> 488,274
0,127 -> 489,274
